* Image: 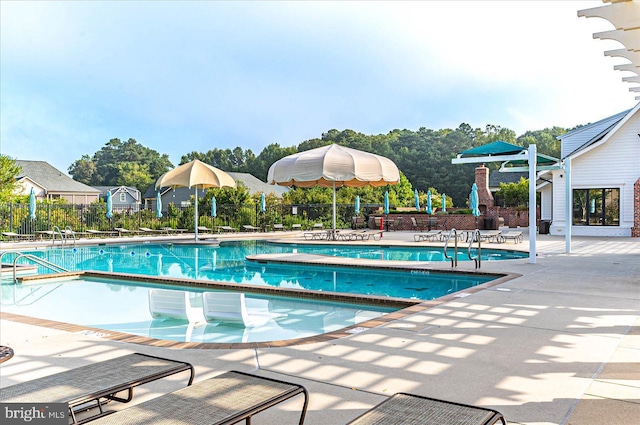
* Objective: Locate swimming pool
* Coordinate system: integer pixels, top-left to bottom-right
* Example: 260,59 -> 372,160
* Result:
1,274 -> 399,344
6,241 -> 500,300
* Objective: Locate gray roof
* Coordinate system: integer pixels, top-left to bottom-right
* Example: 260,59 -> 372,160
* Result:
15,160 -> 101,194
558,109 -> 630,159
142,171 -> 288,199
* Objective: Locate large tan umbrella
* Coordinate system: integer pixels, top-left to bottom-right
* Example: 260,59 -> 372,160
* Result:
155,159 -> 236,241
267,144 -> 399,237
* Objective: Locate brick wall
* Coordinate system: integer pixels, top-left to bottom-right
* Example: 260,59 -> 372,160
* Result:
633,178 -> 640,238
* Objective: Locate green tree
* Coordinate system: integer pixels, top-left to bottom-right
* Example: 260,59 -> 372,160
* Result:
0,155 -> 22,202
496,177 -> 529,207
69,138 -> 172,192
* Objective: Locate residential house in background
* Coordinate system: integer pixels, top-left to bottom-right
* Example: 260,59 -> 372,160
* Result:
14,160 -> 101,204
142,171 -> 288,212
94,186 -> 141,212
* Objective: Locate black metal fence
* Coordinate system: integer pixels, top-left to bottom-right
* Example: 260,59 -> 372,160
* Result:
0,202 -> 383,236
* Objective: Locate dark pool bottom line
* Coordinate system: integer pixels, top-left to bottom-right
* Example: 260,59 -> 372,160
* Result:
6,268 -> 521,349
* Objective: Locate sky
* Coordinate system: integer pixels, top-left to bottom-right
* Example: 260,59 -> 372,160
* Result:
1,1 -> 636,175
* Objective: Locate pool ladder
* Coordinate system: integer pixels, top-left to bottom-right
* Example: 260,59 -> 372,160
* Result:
0,251 -> 70,283
443,228 -> 482,269
50,226 -> 76,247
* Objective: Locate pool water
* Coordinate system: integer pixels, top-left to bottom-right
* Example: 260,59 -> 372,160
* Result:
6,241 -> 499,300
1,276 -> 396,344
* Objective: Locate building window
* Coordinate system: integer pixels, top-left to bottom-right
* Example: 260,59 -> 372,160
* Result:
573,188 -> 619,226
119,193 -> 126,202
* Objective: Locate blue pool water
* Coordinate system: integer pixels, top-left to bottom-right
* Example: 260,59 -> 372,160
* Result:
1,276 -> 396,343
5,241 -> 504,300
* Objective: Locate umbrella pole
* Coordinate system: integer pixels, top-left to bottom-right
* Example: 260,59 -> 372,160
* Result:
332,181 -> 337,240
194,186 -> 199,241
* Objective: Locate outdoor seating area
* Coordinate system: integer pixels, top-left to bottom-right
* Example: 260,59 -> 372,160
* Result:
0,353 -> 195,424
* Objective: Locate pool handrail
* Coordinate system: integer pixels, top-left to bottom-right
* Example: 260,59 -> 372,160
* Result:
10,252 -> 70,283
442,229 -> 459,267
467,229 -> 482,269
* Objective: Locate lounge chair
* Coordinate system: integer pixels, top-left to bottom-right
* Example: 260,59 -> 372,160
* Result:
113,227 -> 142,236
86,370 -> 308,425
86,229 -> 118,237
2,231 -> 34,241
162,227 -> 187,234
291,223 -> 302,231
497,230 -> 523,243
272,223 -> 285,231
348,392 -> 506,425
478,230 -> 502,243
215,225 -> 238,233
303,230 -> 329,240
139,227 -> 167,235
414,230 -> 441,242
197,225 -> 215,233
202,292 -> 284,327
312,222 -> 324,230
0,353 -> 194,424
339,229 -> 382,241
148,289 -> 205,323
242,224 -> 260,232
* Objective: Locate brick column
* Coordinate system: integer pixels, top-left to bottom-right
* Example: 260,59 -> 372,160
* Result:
474,165 -> 494,207
632,178 -> 640,237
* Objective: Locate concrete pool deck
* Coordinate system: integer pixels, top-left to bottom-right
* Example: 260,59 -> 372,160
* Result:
0,229 -> 638,424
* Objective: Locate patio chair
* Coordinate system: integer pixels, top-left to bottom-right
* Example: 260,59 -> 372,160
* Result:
197,225 -> 215,233
291,223 -> 302,231
478,230 -> 502,243
497,230 -> 523,243
86,229 -> 118,238
113,227 -> 142,237
139,227 -> 167,235
215,225 -> 238,233
202,292 -> 284,327
161,227 -> 187,234
273,223 -> 285,231
2,231 -> 34,241
148,289 -> 205,323
312,222 -> 324,230
242,224 -> 261,232
85,370 -> 308,425
414,230 -> 441,242
348,392 -> 506,425
0,353 -> 194,424
303,230 -> 329,240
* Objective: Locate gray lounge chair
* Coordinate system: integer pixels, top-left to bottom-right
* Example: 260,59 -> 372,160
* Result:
497,230 -> 523,243
86,370 -> 308,425
242,224 -> 260,232
413,230 -> 441,242
0,353 -> 194,424
348,392 -> 506,425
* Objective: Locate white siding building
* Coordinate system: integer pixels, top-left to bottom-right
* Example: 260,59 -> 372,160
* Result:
542,104 -> 640,237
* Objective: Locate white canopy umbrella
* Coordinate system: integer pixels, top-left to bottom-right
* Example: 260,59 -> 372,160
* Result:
155,159 -> 236,241
267,144 -> 400,237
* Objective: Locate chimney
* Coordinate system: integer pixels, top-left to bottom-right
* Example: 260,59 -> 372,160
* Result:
475,165 -> 494,207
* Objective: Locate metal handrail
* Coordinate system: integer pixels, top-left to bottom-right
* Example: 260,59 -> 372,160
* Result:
52,225 -> 64,246
12,253 -> 69,283
64,226 -> 77,247
467,229 -> 482,269
442,228 -> 459,268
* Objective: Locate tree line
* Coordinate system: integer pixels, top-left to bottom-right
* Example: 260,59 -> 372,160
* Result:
61,123 -> 567,208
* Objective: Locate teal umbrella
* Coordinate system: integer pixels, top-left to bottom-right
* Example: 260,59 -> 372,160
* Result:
383,191 -> 389,214
426,190 -> 432,214
441,193 -> 446,213
354,195 -> 360,215
211,196 -> 217,217
470,183 -> 481,217
29,188 -> 36,220
155,190 -> 163,218
105,191 -> 113,219
260,193 -> 266,213
414,189 -> 420,211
